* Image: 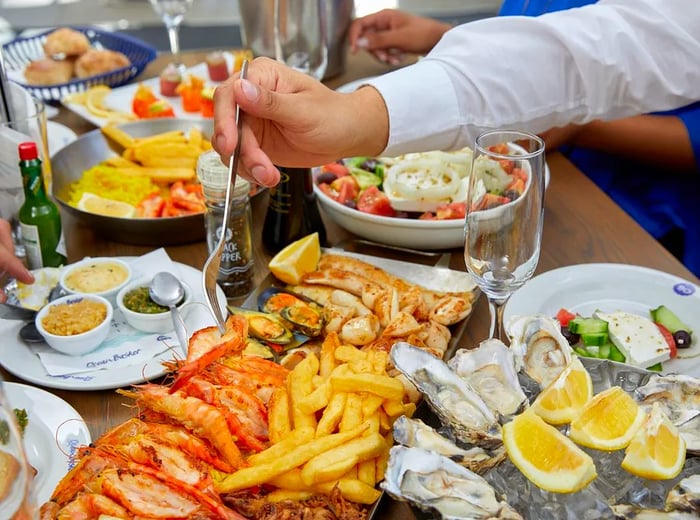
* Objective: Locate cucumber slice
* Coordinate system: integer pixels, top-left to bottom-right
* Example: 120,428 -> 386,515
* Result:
568,317 -> 608,335
609,344 -> 626,363
650,305 -> 692,334
598,343 -> 611,359
585,345 -> 600,357
646,362 -> 663,372
574,346 -> 589,357
581,332 -> 609,346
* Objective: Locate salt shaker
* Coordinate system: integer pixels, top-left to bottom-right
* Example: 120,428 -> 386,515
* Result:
196,150 -> 254,299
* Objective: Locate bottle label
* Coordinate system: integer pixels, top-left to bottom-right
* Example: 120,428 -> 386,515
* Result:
56,230 -> 67,257
19,222 -> 43,269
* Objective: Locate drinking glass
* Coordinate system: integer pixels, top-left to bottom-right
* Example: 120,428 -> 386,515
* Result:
274,0 -> 329,81
148,0 -> 194,72
0,377 -> 36,519
0,82 -> 50,260
464,130 -> 546,340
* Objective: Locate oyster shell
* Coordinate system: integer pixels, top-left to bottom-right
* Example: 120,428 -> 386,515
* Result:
506,314 -> 573,388
382,446 -> 522,520
392,415 -> 506,474
635,374 -> 700,454
448,339 -> 528,419
611,505 -> 699,519
666,475 -> 700,514
390,342 -> 501,448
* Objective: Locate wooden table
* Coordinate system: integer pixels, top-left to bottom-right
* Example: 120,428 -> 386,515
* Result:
8,49 -> 699,517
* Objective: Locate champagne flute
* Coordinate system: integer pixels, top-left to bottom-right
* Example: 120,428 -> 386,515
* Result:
464,130 -> 546,340
274,0 -> 329,81
0,377 -> 35,519
148,0 -> 194,73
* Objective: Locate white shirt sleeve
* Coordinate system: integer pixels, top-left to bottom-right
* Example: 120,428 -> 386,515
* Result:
365,0 -> 700,156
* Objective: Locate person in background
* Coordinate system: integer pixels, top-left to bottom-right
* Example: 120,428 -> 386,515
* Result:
213,0 -> 700,268
0,219 -> 33,303
348,5 -> 700,278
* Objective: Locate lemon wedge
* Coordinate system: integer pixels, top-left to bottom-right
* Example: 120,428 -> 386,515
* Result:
77,192 -> 136,218
503,410 -> 597,493
268,232 -> 321,285
569,386 -> 646,451
531,357 -> 593,425
621,402 -> 686,480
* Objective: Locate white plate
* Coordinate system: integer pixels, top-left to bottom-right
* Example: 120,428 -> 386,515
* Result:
62,52 -> 236,128
4,382 -> 91,505
47,121 -> 77,157
335,76 -> 377,93
503,263 -> 700,377
0,260 -> 225,391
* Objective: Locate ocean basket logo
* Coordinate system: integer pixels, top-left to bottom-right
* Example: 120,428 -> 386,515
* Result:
673,282 -> 696,297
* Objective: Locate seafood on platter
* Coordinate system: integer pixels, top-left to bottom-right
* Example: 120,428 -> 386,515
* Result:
448,339 -> 528,419
612,475 -> 700,519
382,445 -> 523,520
289,253 -> 476,359
635,374 -> 700,454
506,314 -> 573,388
390,342 -> 502,449
258,287 -> 325,338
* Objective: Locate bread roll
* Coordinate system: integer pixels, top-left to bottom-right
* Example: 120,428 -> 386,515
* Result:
24,57 -> 74,85
43,27 -> 90,57
74,49 -> 131,78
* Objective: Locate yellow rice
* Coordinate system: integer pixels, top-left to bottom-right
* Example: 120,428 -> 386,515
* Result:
68,165 -> 157,207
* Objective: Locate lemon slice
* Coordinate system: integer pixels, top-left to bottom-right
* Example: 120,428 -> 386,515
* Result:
531,357 -> 593,425
77,192 -> 136,218
503,410 -> 597,493
621,402 -> 686,480
569,386 -> 646,451
268,232 -> 321,285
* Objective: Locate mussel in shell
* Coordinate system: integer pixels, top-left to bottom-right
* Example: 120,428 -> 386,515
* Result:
257,287 -> 325,337
228,307 -> 295,345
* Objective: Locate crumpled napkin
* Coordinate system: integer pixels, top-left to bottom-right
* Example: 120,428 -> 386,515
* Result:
34,248 -> 212,376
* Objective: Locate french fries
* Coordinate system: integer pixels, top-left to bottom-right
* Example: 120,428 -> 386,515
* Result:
214,330 -> 413,506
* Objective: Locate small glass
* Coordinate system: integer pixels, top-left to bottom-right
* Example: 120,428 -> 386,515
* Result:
197,151 -> 255,300
148,0 -> 194,72
274,0 -> 329,81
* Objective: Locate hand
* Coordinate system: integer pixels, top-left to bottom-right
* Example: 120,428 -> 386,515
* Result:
348,9 -> 452,63
212,57 -> 389,187
0,219 -> 33,304
539,123 -> 587,151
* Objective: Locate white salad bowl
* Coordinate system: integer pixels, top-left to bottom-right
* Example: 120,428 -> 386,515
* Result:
116,278 -> 192,334
35,294 -> 113,356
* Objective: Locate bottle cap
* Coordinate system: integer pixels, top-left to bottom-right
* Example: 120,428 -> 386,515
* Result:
196,150 -> 250,198
18,142 -> 39,161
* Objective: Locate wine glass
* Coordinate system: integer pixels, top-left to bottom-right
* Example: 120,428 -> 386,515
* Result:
148,0 -> 194,73
273,0 -> 329,81
0,377 -> 35,519
464,130 -> 546,340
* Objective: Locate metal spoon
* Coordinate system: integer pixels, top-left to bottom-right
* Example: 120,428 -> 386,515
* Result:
149,272 -> 189,354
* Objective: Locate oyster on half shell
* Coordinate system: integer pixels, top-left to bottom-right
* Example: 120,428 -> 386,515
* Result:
611,505 -> 699,519
392,415 -> 507,475
448,339 -> 528,419
390,342 -> 502,448
666,475 -> 700,514
506,314 -> 573,388
635,374 -> 700,454
382,446 -> 523,520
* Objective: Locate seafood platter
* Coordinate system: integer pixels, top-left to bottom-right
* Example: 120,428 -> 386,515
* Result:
36,248 -> 481,518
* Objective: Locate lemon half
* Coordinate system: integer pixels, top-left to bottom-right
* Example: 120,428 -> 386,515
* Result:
77,192 -> 136,218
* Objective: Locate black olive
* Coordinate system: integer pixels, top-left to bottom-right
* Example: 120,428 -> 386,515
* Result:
316,172 -> 337,185
343,199 -> 357,209
360,159 -> 379,172
503,189 -> 520,201
673,330 -> 692,348
561,326 -> 580,346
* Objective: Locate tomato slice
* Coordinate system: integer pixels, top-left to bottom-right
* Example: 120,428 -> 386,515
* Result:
655,323 -> 678,359
356,186 -> 395,217
556,308 -> 577,328
435,202 -> 466,220
321,162 -> 350,177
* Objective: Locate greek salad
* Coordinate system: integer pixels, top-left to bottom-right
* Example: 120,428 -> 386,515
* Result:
315,145 -> 528,220
556,305 -> 695,371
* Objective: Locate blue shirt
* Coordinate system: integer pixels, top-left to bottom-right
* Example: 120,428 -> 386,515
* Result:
499,0 -> 700,277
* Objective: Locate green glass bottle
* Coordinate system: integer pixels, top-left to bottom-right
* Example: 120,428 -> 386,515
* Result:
17,141 -> 67,269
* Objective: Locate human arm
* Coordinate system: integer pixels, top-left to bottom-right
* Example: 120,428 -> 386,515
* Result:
540,115 -> 697,172
213,0 -> 700,184
0,219 -> 33,304
348,9 -> 452,64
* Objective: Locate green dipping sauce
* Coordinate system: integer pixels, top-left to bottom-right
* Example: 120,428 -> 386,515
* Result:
123,286 -> 169,314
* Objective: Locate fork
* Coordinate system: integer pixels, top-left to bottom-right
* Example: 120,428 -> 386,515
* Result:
202,60 -> 248,334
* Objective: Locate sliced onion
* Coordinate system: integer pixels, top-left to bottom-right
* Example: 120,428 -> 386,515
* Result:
385,158 -> 463,200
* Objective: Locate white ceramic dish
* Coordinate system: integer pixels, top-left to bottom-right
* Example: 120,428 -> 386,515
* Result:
0,258 -> 226,391
504,263 -> 700,377
60,257 -> 131,304
35,293 -> 113,355
4,382 -> 91,505
314,159 -> 549,250
116,278 -> 193,333
61,52 -> 236,128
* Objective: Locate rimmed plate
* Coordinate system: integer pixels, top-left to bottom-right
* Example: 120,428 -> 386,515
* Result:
4,382 -> 91,505
0,259 -> 225,391
503,263 -> 700,377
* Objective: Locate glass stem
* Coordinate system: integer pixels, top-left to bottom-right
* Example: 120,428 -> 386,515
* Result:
167,24 -> 182,66
488,297 -> 508,341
